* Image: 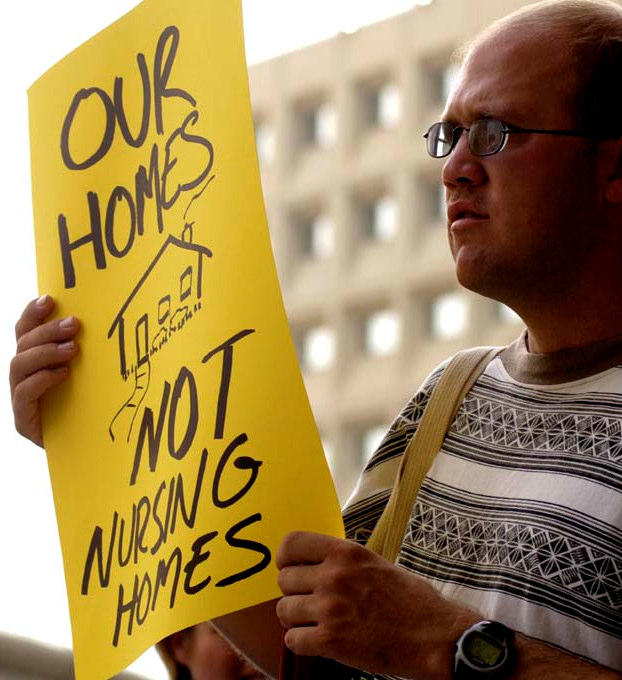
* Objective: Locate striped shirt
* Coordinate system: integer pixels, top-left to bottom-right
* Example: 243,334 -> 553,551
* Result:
344,332 -> 622,677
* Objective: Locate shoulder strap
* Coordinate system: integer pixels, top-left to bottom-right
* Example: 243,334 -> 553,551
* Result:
365,346 -> 502,562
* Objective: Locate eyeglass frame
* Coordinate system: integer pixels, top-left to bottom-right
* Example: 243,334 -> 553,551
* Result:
423,118 -> 600,158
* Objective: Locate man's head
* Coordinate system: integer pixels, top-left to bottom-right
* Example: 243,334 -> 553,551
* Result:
440,0 -> 622,313
464,0 -> 622,134
157,623 -> 265,680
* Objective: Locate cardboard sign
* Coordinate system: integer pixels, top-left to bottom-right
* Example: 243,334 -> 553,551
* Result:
28,1 -> 343,677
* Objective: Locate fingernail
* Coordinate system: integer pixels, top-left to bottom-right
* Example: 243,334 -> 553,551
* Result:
53,366 -> 69,374
58,341 -> 75,351
36,295 -> 50,307
59,316 -> 76,329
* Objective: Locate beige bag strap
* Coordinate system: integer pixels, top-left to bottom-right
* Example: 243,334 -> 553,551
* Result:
366,346 -> 502,562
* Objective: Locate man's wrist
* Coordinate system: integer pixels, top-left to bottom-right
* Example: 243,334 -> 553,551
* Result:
453,621 -> 516,679
417,606 -> 480,680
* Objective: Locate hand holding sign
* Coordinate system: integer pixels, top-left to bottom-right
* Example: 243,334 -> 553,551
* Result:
10,295 -> 81,447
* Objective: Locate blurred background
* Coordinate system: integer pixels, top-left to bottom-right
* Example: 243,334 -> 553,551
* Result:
0,0 -> 559,677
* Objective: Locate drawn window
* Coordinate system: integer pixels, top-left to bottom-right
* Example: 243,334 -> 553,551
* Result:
158,295 -> 171,324
135,314 -> 149,368
180,266 -> 193,302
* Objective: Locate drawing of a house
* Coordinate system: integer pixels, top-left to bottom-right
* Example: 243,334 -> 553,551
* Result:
107,233 -> 213,381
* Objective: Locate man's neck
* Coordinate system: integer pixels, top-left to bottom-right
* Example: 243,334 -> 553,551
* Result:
521,297 -> 622,354
502,258 -> 622,354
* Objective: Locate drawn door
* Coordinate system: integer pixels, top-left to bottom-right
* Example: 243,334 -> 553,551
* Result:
135,313 -> 149,368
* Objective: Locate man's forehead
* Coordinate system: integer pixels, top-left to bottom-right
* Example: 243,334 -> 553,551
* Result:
443,29 -> 574,125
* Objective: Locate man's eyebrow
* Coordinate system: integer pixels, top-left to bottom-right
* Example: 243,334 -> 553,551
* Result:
441,105 -> 494,124
441,107 -> 518,125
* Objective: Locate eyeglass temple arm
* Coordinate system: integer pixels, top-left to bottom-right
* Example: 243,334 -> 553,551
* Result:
505,127 -> 593,138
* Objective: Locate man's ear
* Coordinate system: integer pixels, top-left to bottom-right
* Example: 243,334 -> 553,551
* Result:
168,630 -> 192,667
603,138 -> 622,204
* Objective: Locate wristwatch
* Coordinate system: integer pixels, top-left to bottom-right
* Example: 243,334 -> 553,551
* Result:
453,620 -> 515,678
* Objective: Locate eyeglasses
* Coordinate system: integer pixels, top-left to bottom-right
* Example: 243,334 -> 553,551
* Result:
423,119 -> 596,158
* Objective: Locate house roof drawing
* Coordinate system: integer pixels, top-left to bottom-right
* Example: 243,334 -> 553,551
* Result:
107,234 -> 213,339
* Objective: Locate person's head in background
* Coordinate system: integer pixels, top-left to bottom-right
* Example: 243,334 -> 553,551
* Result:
157,622 -> 266,680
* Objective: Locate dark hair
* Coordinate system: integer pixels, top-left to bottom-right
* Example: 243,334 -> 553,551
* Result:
156,631 -> 193,680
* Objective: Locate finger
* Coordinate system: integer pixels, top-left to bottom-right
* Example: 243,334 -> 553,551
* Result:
283,626 -> 322,657
12,367 -> 69,445
15,295 -> 55,341
16,316 -> 80,354
276,595 -> 318,629
276,532 -> 340,569
10,341 -> 79,392
277,565 -> 319,595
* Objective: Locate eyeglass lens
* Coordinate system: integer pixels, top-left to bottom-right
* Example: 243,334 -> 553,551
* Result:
426,120 -> 505,157
470,120 -> 503,155
427,122 -> 453,157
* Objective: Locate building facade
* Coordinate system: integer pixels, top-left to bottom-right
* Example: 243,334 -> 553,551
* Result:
0,633 -> 148,680
249,0 -> 554,501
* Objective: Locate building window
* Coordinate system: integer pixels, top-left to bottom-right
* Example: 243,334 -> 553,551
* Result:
364,308 -> 401,357
419,176 -> 445,225
361,81 -> 401,129
301,325 -> 336,372
498,303 -> 522,325
254,119 -> 276,164
361,194 -> 399,243
442,63 -> 461,103
298,102 -> 338,149
429,292 -> 467,340
297,212 -> 335,259
423,59 -> 460,107
360,424 -> 388,465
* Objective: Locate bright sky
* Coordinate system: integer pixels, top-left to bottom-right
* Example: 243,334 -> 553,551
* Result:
0,1 -> 426,678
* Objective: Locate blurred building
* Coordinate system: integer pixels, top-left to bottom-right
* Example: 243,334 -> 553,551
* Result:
248,0 -> 537,502
0,632 -> 149,680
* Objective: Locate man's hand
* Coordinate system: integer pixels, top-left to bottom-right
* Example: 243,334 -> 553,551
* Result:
9,295 -> 80,447
276,531 -> 477,679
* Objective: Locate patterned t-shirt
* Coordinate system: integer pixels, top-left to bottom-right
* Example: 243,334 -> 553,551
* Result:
343,333 -> 622,678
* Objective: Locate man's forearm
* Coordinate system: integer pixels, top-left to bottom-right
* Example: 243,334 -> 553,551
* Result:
511,634 -> 621,680
418,602 -> 621,680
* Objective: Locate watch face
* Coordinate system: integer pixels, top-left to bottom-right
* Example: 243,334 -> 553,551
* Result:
465,633 -> 504,667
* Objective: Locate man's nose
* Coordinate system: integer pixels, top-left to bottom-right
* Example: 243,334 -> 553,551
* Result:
442,130 -> 486,189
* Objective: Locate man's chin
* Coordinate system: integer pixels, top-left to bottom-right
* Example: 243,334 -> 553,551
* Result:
454,250 -> 487,292
454,255 -> 509,302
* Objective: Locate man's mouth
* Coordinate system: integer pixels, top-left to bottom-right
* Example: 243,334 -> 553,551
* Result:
447,201 -> 489,226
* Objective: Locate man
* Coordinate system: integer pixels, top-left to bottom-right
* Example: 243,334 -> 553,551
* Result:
10,1 -> 622,678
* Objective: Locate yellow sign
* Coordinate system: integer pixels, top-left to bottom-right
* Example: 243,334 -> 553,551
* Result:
28,1 -> 343,678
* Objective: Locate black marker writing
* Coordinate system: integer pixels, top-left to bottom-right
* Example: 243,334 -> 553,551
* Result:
57,25 -> 213,289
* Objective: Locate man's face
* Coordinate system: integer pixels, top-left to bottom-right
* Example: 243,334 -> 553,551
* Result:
441,29 -> 602,307
177,622 -> 265,680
